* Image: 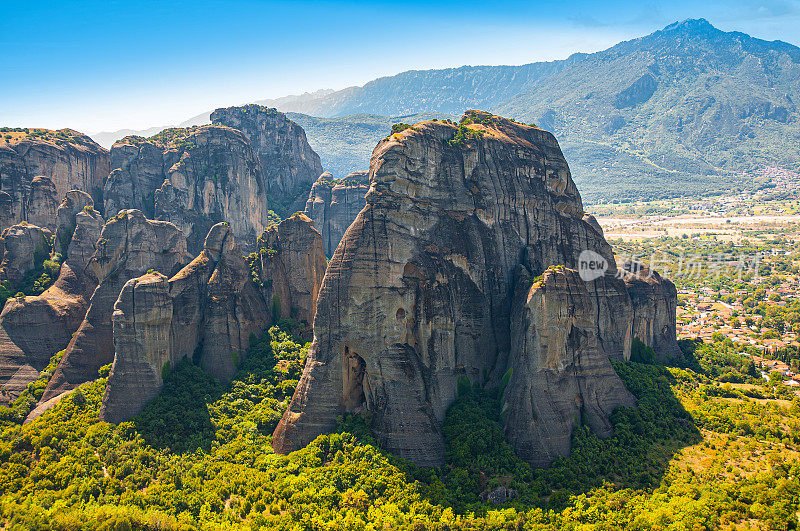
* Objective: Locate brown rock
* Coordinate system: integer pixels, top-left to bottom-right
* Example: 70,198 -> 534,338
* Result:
100,272 -> 173,424
104,126 -> 268,254
0,223 -> 51,285
255,213 -> 327,327
502,267 -> 635,467
101,223 -> 269,422
211,105 -> 324,216
26,177 -> 59,232
272,111 -> 632,467
303,171 -> 369,255
42,210 -> 187,401
621,260 -> 682,360
0,130 -> 109,231
0,192 -> 103,404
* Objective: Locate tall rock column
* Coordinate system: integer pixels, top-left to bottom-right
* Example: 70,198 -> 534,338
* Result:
211,104 -> 324,216
42,210 -> 187,401
100,273 -> 173,424
272,111 -> 634,466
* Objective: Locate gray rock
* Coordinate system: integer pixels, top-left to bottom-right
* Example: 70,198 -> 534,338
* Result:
272,111 -> 637,467
303,171 -> 369,256
211,104 -> 324,216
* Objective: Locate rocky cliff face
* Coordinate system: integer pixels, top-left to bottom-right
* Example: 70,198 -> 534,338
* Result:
0,130 -> 109,232
26,177 -> 59,232
42,210 -> 187,401
211,105 -> 324,216
100,223 -> 268,423
303,171 -> 368,256
104,126 -> 268,254
503,267 -> 635,466
255,213 -> 327,327
0,192 -> 103,403
0,223 -> 52,285
621,260 -> 682,360
270,111 -> 669,467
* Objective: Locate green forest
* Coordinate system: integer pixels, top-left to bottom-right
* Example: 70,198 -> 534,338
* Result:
1,326 -> 799,530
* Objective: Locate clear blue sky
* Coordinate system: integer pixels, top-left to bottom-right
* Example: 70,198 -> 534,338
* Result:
2,0 -> 799,133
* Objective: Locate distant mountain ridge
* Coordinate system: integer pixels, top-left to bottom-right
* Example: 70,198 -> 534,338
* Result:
257,19 -> 800,201
91,19 -> 800,202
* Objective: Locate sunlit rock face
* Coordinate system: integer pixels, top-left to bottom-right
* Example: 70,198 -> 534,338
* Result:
303,171 -> 369,256
0,131 -> 109,232
272,111 -> 668,467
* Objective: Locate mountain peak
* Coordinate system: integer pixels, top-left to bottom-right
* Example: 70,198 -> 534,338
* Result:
662,18 -> 718,34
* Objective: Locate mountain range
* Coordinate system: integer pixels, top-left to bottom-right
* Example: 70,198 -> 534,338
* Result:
91,19 -> 800,203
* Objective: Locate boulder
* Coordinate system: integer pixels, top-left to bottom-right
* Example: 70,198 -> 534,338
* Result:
42,210 -> 187,401
100,223 -> 269,423
621,260 -> 683,360
255,213 -> 327,327
303,171 -> 369,255
0,129 -> 109,230
272,111 -> 640,467
211,105 -> 324,215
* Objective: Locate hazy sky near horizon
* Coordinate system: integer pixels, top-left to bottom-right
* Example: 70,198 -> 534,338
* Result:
2,0 -> 800,133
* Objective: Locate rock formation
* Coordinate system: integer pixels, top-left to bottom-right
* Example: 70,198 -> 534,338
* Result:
211,105 -> 324,215
26,177 -> 59,232
272,111 -> 673,467
100,217 -> 330,423
0,129 -> 109,232
0,223 -> 52,285
100,223 -> 269,423
254,213 -> 327,327
104,126 -> 268,254
42,210 -> 187,401
0,192 -> 103,403
503,267 -> 635,466
303,171 -> 368,256
621,260 -> 683,360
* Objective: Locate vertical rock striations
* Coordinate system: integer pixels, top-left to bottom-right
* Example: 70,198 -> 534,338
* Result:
0,129 -> 109,232
0,191 -> 104,403
254,213 -> 327,327
42,210 -> 187,401
272,111 -> 673,467
104,126 -> 268,254
100,223 -> 269,422
101,218 -> 330,423
100,272 -> 174,424
503,267 -> 635,466
621,260 -> 683,360
303,171 -> 369,256
211,105 -> 324,216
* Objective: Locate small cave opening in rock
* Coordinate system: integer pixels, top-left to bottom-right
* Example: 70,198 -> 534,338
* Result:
342,346 -> 369,411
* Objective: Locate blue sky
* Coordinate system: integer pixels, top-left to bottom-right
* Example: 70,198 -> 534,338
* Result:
2,0 -> 800,133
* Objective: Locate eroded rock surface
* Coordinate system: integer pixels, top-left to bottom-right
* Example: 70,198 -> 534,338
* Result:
0,223 -> 51,285
255,213 -> 327,327
0,195 -> 103,403
303,171 -> 368,256
211,105 -> 323,215
272,111 -> 640,466
0,130 -> 109,231
100,223 -> 269,423
104,127 -> 268,254
503,267 -> 635,466
26,177 -> 59,232
621,260 -> 683,360
42,210 -> 187,401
